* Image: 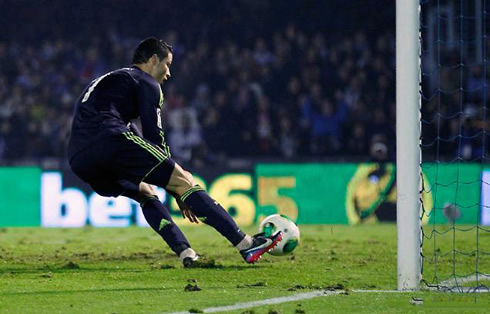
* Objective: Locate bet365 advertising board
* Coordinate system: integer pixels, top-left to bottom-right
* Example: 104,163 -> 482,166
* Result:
1,164 -> 489,227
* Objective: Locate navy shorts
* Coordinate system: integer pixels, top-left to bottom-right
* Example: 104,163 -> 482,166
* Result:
70,131 -> 175,198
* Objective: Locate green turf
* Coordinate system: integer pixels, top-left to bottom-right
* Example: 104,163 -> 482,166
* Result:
0,224 -> 488,313
421,225 -> 490,288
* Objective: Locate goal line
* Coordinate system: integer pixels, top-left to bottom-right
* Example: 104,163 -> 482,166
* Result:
170,289 -> 414,314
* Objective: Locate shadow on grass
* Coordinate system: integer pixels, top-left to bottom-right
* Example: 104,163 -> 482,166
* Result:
0,263 -> 262,275
0,286 -> 169,296
183,264 -> 259,271
0,267 -> 145,275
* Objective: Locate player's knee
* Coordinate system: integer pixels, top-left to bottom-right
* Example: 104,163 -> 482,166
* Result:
139,182 -> 156,195
135,183 -> 158,204
169,168 -> 198,196
184,170 -> 197,187
178,171 -> 196,193
165,161 -> 202,197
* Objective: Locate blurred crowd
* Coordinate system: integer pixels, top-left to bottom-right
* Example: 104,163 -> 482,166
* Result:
0,0 -> 401,166
421,51 -> 490,162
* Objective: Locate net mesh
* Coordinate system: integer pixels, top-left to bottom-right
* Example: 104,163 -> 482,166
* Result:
420,0 -> 490,292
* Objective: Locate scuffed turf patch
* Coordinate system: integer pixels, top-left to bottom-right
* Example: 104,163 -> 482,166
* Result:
237,282 -> 268,288
185,279 -> 202,292
184,258 -> 222,269
62,261 -> 80,269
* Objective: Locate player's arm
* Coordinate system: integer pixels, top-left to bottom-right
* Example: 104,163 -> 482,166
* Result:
137,80 -> 168,151
128,120 -> 144,138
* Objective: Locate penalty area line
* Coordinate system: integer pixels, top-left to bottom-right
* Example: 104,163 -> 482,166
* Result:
170,289 -> 408,314
425,274 -> 490,293
171,290 -> 341,314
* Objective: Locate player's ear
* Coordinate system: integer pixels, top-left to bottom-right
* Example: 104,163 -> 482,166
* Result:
151,54 -> 159,66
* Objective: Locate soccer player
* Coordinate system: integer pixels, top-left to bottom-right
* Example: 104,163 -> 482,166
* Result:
67,38 -> 282,267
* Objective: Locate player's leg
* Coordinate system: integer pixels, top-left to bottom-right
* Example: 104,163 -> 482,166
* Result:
78,133 -> 199,266
124,182 -> 198,266
145,161 -> 283,263
107,131 -> 281,264
147,161 -> 248,245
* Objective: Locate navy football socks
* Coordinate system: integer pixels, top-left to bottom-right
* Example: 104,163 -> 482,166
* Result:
181,187 -> 246,246
140,196 -> 190,255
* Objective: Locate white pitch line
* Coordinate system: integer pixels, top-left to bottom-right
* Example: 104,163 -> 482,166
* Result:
171,290 -> 342,314
170,287 -> 490,314
170,289 -> 417,314
425,274 -> 490,292
439,274 -> 490,286
352,289 -> 413,293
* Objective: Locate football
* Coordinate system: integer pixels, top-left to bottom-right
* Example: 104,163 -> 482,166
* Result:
259,214 -> 300,256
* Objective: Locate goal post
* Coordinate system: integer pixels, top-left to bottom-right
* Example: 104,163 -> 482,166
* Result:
396,0 -> 422,290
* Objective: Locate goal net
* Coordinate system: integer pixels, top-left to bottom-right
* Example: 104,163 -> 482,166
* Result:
419,0 -> 490,292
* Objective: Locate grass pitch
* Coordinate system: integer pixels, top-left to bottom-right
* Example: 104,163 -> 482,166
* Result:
0,224 -> 488,313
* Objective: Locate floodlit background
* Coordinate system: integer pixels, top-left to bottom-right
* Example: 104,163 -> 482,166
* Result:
0,1 -> 489,311
0,0 -> 401,228
0,0 -> 396,164
0,0 -> 487,228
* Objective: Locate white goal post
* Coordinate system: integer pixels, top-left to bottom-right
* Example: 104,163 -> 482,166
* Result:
396,0 -> 422,290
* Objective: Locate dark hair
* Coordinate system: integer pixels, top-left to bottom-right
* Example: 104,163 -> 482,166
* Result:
132,37 -> 173,64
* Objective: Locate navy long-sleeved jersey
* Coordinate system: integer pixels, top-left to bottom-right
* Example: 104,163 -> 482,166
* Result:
68,66 -> 168,161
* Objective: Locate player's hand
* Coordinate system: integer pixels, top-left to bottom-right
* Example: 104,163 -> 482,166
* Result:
177,198 -> 199,224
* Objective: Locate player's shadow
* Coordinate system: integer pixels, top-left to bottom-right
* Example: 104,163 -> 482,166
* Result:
0,263 -> 263,275
183,264 -> 259,271
0,267 -> 146,275
0,287 -> 170,296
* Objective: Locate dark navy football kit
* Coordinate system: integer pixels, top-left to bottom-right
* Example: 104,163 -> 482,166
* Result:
67,62 -> 282,264
68,66 -> 174,199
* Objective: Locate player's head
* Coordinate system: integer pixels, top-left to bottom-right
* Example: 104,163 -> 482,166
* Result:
132,37 -> 173,84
